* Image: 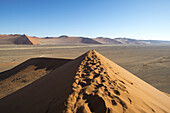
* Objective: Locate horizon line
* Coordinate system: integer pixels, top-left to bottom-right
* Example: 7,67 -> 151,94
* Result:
0,33 -> 170,41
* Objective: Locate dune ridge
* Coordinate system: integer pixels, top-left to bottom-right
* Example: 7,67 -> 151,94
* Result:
64,50 -> 170,113
64,50 -> 130,112
0,50 -> 169,113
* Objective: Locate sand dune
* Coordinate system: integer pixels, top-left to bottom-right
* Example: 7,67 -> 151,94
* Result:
1,34 -> 170,45
40,36 -> 101,45
115,38 -> 145,44
27,35 -> 41,45
94,37 -> 122,44
0,34 -> 40,45
0,57 -> 72,99
0,50 -> 169,113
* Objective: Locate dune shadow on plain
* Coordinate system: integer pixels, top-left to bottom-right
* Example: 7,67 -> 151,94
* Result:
0,57 -> 73,81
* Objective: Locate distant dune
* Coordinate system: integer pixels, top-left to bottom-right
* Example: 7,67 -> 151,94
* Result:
140,39 -> 170,44
0,50 -> 169,113
27,36 -> 41,45
0,34 -> 40,45
94,37 -> 122,44
0,34 -> 170,45
39,36 -> 102,45
115,38 -> 146,44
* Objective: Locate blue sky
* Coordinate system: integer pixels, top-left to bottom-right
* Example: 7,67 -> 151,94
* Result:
0,0 -> 170,40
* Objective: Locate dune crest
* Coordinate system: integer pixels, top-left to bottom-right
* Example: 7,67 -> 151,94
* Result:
64,50 -> 170,113
64,50 -> 130,113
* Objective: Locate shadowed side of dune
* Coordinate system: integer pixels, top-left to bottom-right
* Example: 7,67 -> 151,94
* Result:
0,34 -> 40,45
0,52 -> 87,113
0,57 -> 72,99
0,57 -> 72,81
39,36 -> 102,45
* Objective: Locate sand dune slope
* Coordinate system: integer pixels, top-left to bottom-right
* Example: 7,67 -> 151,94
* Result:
94,37 -> 122,44
0,57 -> 72,99
0,34 -> 40,45
39,37 -> 101,45
0,50 -> 169,113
